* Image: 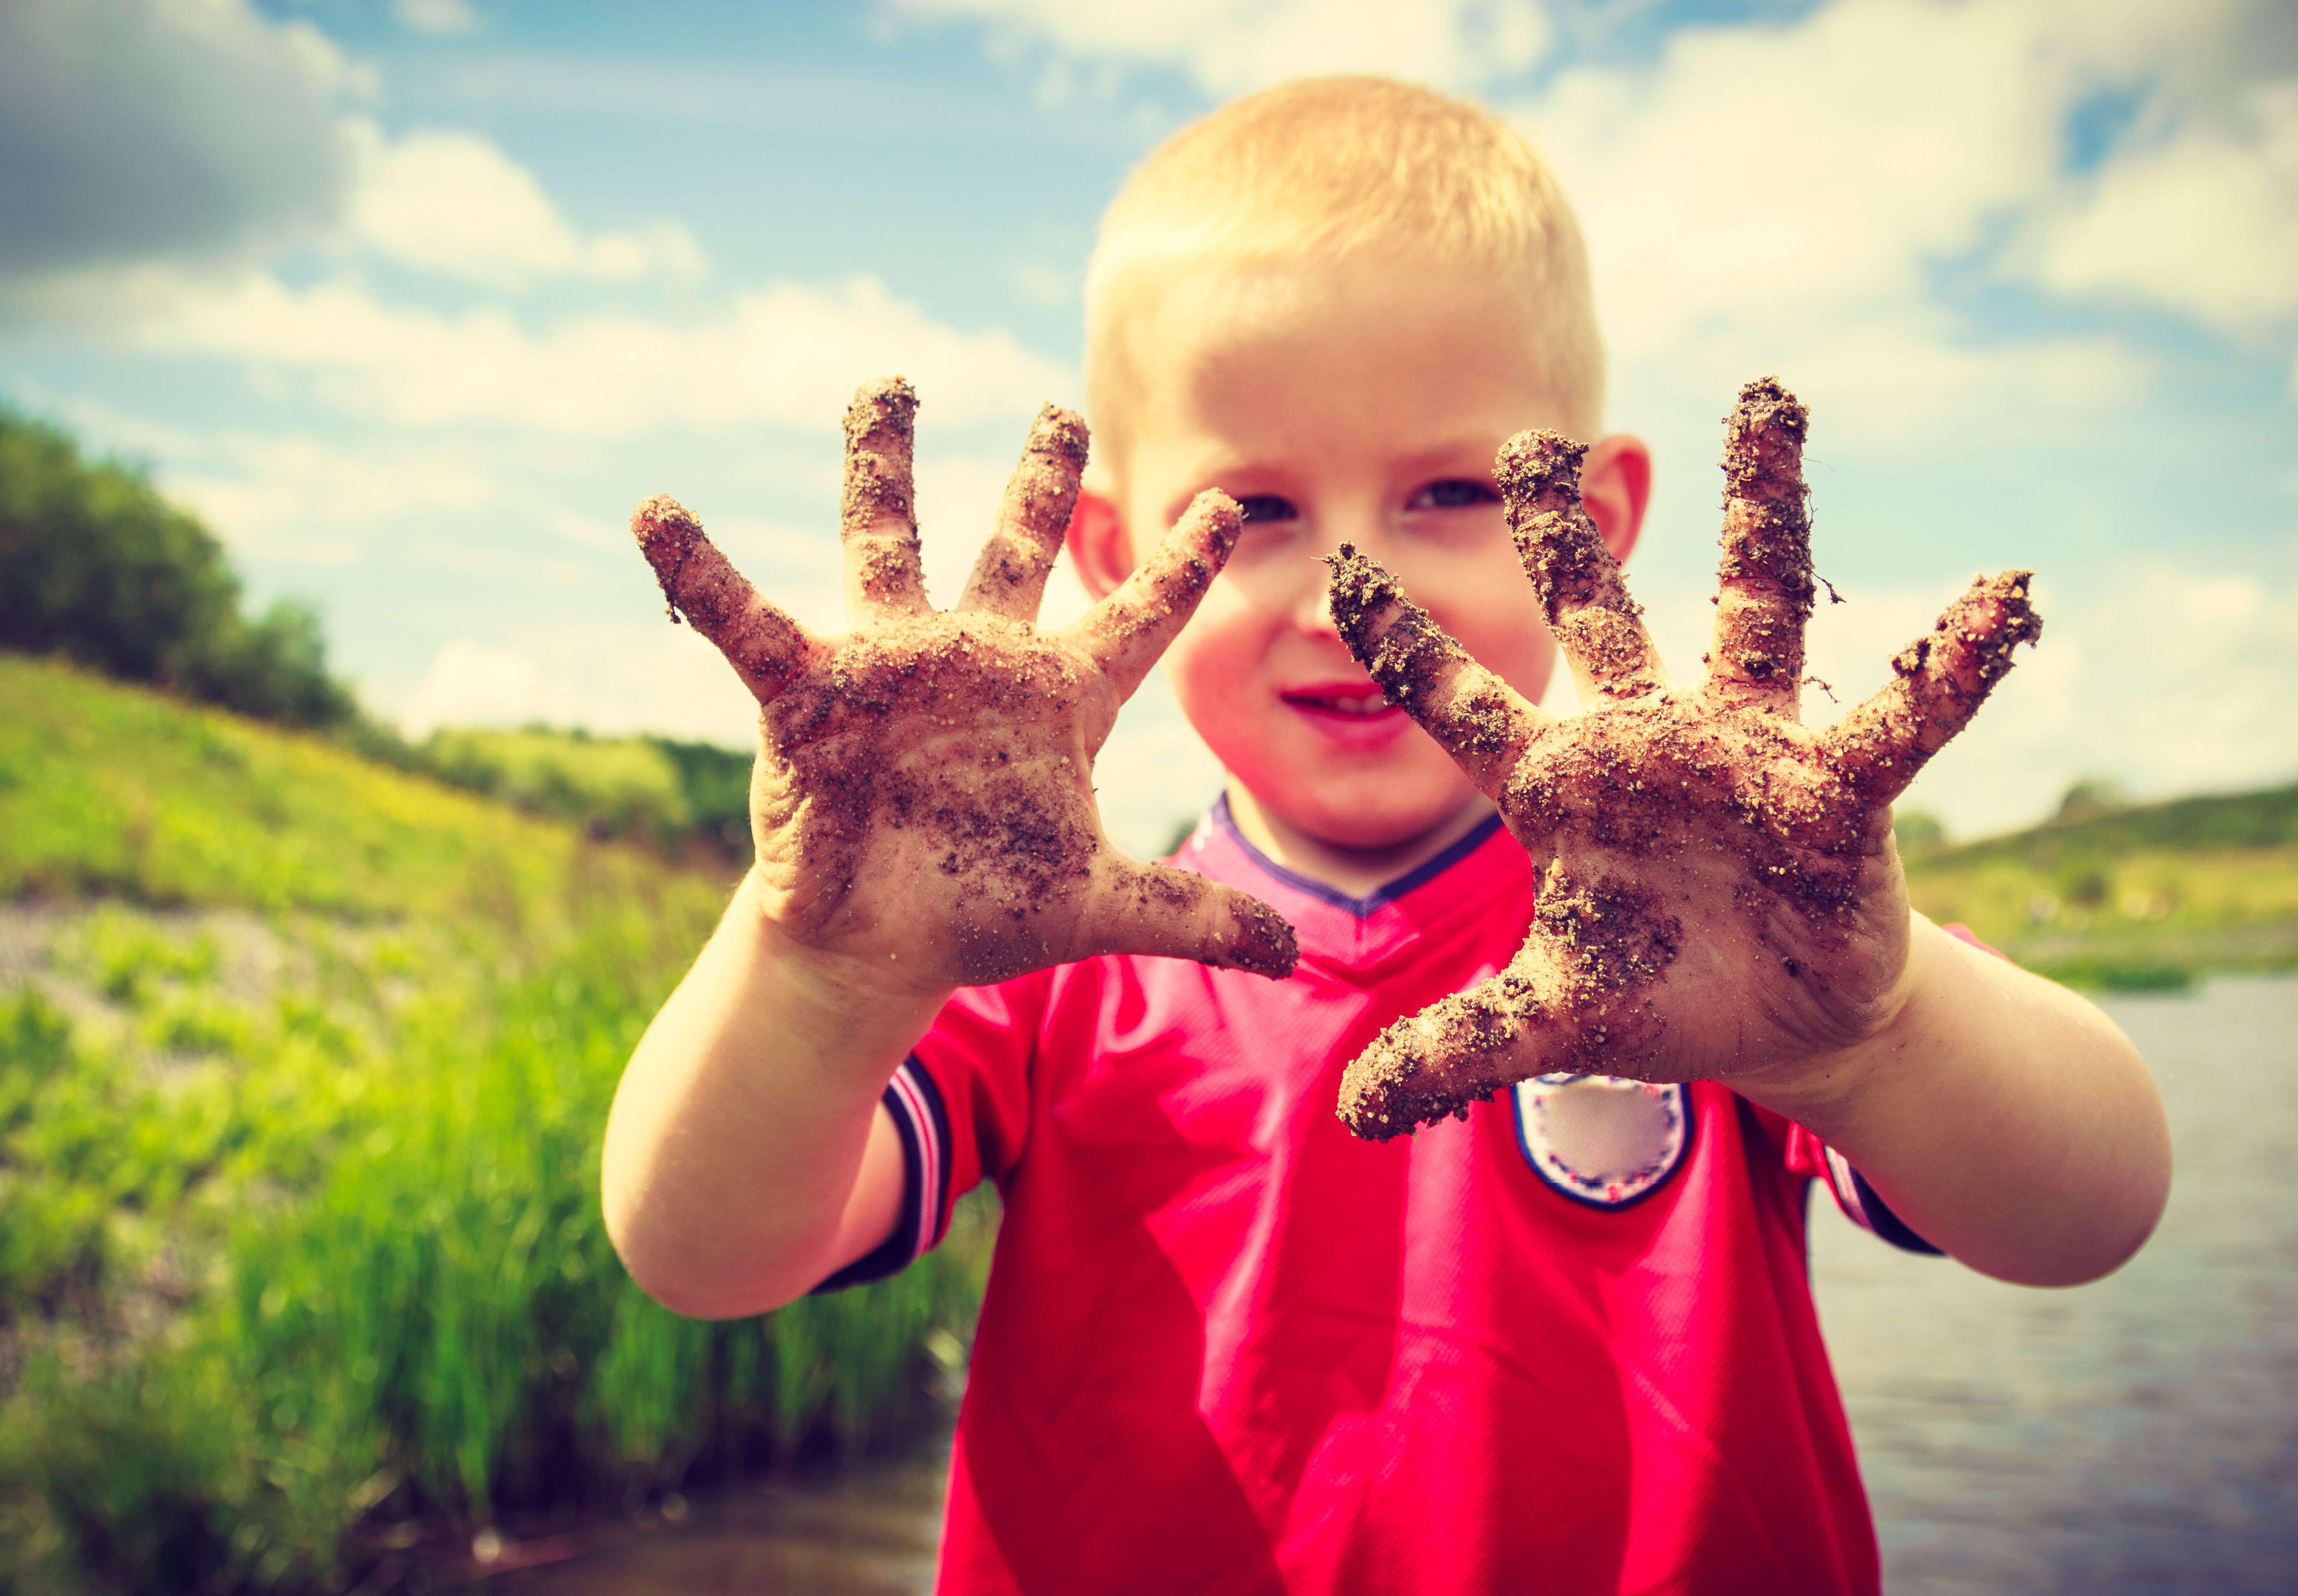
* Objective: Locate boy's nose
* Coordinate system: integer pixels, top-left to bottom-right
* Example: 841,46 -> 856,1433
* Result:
1294,501 -> 1382,638
1306,585 -> 1339,636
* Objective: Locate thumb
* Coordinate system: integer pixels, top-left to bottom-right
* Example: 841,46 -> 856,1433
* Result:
1072,856 -> 1298,979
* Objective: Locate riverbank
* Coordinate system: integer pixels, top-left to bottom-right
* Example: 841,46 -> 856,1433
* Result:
0,658 -> 986,1595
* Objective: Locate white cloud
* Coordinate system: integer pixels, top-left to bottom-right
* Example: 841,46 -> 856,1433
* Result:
401,631 -> 762,744
2014,79 -> 2298,331
1803,565 -> 2297,840
1473,0 -> 2298,447
344,121 -> 705,289
1524,0 -> 2066,357
134,272 -> 1074,437
1535,550 -> 2298,844
161,429 -> 515,565
394,0 -> 481,36
890,0 -> 1550,93
912,0 -> 2283,446
403,640 -> 574,736
0,0 -> 356,285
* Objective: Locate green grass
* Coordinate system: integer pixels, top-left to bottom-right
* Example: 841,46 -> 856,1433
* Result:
1903,780 -> 2298,986
371,725 -> 756,862
0,656 -> 991,1595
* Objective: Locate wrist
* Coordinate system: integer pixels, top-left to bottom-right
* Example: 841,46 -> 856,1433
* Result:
1727,916 -> 1943,1139
736,868 -> 953,1045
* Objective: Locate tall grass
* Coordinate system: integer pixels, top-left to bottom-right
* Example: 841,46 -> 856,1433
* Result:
0,659 -> 992,1594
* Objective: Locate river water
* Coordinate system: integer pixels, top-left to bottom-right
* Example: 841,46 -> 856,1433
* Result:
496,977 -> 2298,1594
1812,975 -> 2298,1593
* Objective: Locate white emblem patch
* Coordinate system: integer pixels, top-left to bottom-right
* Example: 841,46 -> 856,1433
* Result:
1511,1074 -> 1692,1208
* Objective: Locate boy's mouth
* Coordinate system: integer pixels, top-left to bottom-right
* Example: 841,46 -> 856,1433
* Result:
1280,683 -> 1410,745
1283,690 -> 1394,717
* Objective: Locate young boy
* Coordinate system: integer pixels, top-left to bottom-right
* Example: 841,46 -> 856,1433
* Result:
604,78 -> 2170,1594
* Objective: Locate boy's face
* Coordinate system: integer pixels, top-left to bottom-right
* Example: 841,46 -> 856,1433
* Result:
1101,256 -> 1643,854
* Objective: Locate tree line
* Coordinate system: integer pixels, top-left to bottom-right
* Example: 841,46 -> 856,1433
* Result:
0,408 -> 752,861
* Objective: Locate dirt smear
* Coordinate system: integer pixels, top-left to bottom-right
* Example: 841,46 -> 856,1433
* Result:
965,405 -> 1089,611
1823,569 -> 2043,805
1336,871 -> 1681,1141
1323,543 -> 1464,714
841,377 -> 927,610
1494,430 -> 1663,702
630,494 -> 810,702
1325,375 -> 2047,1143
1708,377 -> 1815,699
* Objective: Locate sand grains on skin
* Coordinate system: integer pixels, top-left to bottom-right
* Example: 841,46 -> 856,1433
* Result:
1324,378 -> 2044,1140
630,378 -> 1298,992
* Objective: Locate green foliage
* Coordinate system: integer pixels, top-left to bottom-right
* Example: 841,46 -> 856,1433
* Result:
2053,777 -> 2130,825
1890,809 -> 1947,857
1927,780 -> 2298,871
0,655 -> 663,915
2026,957 -> 2197,993
0,666 -> 992,1594
651,735 -> 756,857
1905,777 -> 2298,975
0,410 -> 355,730
338,719 -> 755,864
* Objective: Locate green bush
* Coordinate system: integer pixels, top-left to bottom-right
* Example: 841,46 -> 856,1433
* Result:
413,727 -> 696,852
337,720 -> 756,864
0,409 -> 354,730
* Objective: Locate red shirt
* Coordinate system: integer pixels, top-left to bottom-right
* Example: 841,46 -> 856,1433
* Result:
841,800 -> 1935,1595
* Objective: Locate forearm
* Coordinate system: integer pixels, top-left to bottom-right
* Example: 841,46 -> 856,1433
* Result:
602,871 -> 949,1318
1739,914 -> 2171,1286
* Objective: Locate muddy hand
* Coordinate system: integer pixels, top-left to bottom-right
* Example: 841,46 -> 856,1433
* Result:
631,378 -> 1296,990
1323,376 -> 2040,1141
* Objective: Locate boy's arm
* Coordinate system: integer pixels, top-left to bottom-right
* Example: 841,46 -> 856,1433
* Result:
603,381 -> 1296,1321
1323,377 -> 2168,1287
604,880 -> 933,1318
1736,912 -> 2168,1285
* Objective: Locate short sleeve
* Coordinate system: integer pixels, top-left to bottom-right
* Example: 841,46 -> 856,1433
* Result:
1808,1137 -> 1946,1255
810,971 -> 1046,1291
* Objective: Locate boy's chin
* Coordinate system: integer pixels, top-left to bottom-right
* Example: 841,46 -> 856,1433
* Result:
1240,778 -> 1491,857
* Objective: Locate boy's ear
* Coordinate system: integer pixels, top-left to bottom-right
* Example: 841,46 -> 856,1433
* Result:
1581,434 -> 1652,567
1064,488 -> 1133,601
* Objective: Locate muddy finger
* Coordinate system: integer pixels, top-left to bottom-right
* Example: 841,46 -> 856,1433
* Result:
1075,855 -> 1297,978
1820,569 -> 2042,806
632,494 -> 814,704
842,377 -> 930,623
1702,377 -> 1816,713
960,405 -> 1089,621
1070,490 -> 1243,700
1496,430 -> 1664,706
1324,544 -> 1549,798
1340,873 -> 1678,1141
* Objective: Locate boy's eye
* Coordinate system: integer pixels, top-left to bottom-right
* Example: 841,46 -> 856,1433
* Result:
1409,479 -> 1499,511
1235,495 -> 1299,524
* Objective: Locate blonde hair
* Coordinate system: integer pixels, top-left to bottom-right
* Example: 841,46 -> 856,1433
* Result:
1084,76 -> 1603,478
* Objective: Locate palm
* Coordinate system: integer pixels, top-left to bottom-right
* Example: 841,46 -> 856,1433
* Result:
632,378 -> 1295,991
1325,378 -> 2040,1140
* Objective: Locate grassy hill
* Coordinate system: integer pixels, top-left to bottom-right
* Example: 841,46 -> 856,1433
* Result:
1904,782 -> 2298,987
7,650 -> 2285,1589
0,656 -> 987,1596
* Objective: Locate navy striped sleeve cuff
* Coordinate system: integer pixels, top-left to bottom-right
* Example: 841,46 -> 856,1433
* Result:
1821,1146 -> 1945,1257
812,1056 -> 953,1293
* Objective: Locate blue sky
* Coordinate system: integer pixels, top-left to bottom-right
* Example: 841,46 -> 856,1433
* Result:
3,0 -> 2293,852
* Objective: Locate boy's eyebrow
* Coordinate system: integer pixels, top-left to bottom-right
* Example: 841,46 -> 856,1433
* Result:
1389,436 -> 1518,478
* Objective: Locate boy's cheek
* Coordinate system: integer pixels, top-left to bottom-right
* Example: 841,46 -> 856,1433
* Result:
1162,578 -> 1265,681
